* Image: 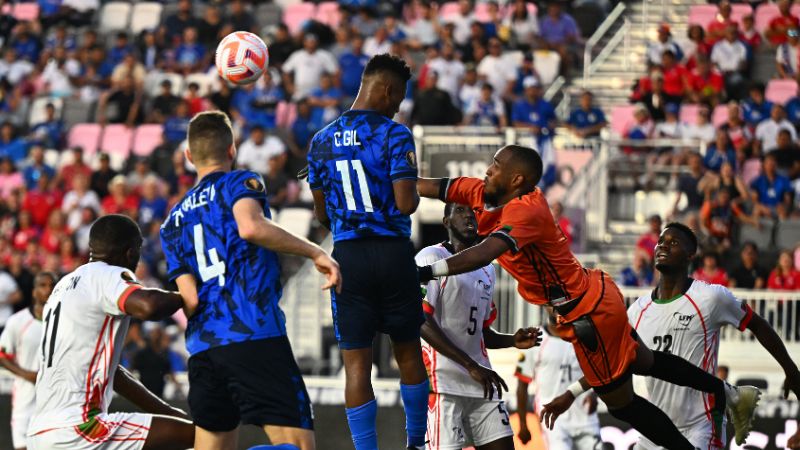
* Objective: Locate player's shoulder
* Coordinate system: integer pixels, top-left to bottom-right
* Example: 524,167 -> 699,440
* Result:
80,261 -> 137,284
504,188 -> 549,218
415,243 -> 450,264
687,279 -> 734,303
628,291 -> 654,314
5,307 -> 33,329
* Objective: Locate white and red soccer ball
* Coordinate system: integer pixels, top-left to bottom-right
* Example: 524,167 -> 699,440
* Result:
215,31 -> 269,85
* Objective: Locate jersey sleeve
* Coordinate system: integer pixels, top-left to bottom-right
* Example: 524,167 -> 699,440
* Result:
160,226 -> 189,282
490,197 -> 543,253
0,315 -> 18,358
445,177 -> 485,210
387,124 -> 418,181
96,265 -> 143,317
514,348 -> 535,383
707,284 -> 753,331
222,170 -> 269,208
415,247 -> 444,314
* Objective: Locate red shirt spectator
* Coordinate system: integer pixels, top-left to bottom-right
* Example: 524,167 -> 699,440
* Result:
741,15 -> 762,49
636,215 -> 662,261
706,1 -> 737,46
662,60 -> 690,98
11,211 -> 39,252
101,175 -> 139,217
767,251 -> 800,290
692,253 -> 730,286
60,147 -> 93,192
766,1 -> 800,46
22,178 -> 62,229
40,211 -> 69,254
690,64 -> 724,99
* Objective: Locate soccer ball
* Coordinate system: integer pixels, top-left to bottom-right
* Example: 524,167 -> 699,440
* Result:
215,31 -> 269,85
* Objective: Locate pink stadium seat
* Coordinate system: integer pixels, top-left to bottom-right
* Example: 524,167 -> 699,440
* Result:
13,3 -> 39,21
741,158 -> 762,186
679,104 -> 701,125
730,4 -> 753,24
132,124 -> 163,157
792,3 -> 800,19
283,3 -> 316,35
610,105 -> 636,136
755,2 -> 780,34
67,124 -> 102,158
276,101 -> 297,129
474,2 -> 500,22
0,4 -> 8,15
712,104 -> 729,127
688,5 -> 717,26
765,79 -> 798,105
439,2 -> 460,19
100,124 -> 134,159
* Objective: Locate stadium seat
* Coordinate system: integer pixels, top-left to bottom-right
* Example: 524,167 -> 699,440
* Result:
741,158 -> 762,186
610,105 -> 636,136
793,4 -> 800,20
737,221 -> 774,250
736,377 -> 768,390
688,5 -> 717,26
160,2 -> 179,21
765,79 -> 797,105
474,2 -> 498,22
526,3 -> 537,17
61,99 -> 94,129
99,2 -> 132,33
67,123 -> 102,158
276,101 -> 297,129
712,104 -> 729,128
28,97 -> 63,127
132,124 -> 164,157
283,3 -> 316,35
315,2 -> 341,28
755,2 -> 780,34
145,72 -> 184,97
12,2 -> 39,21
184,72 -> 213,97
679,103 -> 700,125
731,4 -> 753,24
255,3 -> 283,29
533,50 -> 561,86
439,2 -> 460,19
130,2 -> 163,34
775,220 -> 800,250
275,207 -> 313,238
100,124 -> 134,170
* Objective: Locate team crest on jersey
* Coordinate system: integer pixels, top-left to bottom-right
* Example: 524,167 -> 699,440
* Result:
406,151 -> 417,168
244,177 -> 265,192
673,312 -> 695,331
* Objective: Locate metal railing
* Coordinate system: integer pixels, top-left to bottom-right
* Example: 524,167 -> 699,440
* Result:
583,2 -> 629,84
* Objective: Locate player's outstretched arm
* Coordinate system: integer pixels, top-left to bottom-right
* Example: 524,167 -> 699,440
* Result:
124,288 -> 183,321
233,197 -> 342,292
516,380 -> 533,444
393,179 -> 420,215
417,178 -> 446,200
418,236 -> 510,283
746,313 -> 800,399
421,313 -> 507,399
114,365 -> 191,421
483,327 -> 542,350
0,356 -> 36,383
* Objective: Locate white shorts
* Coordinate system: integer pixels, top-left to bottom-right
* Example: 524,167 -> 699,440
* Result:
426,393 -> 513,450
28,412 -> 152,450
634,420 -> 725,450
543,424 -> 602,450
11,415 -> 31,449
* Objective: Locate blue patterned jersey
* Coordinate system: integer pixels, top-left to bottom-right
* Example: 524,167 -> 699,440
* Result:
307,109 -> 418,242
160,170 -> 285,356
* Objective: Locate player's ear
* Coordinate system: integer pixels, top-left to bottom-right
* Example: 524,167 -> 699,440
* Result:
184,147 -> 194,165
228,144 -> 236,161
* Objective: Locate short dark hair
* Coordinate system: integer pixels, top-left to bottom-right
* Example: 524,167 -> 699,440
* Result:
188,111 -> 233,165
504,145 -> 543,187
35,271 -> 58,284
89,214 -> 142,257
742,241 -> 759,253
363,53 -> 412,83
664,222 -> 698,255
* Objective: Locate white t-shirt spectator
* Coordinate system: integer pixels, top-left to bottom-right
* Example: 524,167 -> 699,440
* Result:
465,96 -> 506,126
409,19 -> 438,47
683,122 -> 716,144
283,49 -> 338,99
710,40 -> 748,73
646,40 -> 682,66
477,55 -> 518,95
504,16 -> 540,47
0,271 -> 19,328
428,57 -> 465,100
236,136 -> 286,175
0,59 -> 34,85
459,81 -> 482,110
41,59 -> 82,96
776,43 -> 800,78
755,118 -> 797,152
363,37 -> 391,57
449,13 -> 475,45
654,121 -> 685,139
62,189 -> 101,231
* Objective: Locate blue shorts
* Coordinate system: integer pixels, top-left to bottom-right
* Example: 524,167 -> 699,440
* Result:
331,237 -> 424,349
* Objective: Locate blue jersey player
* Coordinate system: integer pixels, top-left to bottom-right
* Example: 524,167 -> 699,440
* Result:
160,111 -> 341,450
307,54 -> 429,450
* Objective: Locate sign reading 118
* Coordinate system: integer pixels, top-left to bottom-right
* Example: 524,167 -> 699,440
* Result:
445,161 -> 488,179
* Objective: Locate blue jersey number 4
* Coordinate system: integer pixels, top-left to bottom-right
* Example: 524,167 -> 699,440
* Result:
335,159 -> 373,212
193,224 -> 226,286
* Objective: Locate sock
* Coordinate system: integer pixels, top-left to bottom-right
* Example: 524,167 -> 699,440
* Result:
247,445 -> 300,450
346,399 -> 379,450
400,380 -> 429,447
644,350 -> 726,412
608,395 -> 695,450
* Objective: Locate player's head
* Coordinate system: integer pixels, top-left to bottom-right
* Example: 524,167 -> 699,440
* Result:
483,145 -> 543,205
186,110 -> 235,168
358,53 -> 411,118
88,214 -> 143,272
32,271 -> 57,320
443,203 -> 478,246
654,222 -> 698,273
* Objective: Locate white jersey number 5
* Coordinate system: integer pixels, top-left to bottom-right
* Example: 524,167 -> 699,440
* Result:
193,224 -> 226,286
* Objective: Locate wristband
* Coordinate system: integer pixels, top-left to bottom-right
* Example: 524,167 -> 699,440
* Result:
431,259 -> 449,277
567,380 -> 587,398
418,265 -> 434,284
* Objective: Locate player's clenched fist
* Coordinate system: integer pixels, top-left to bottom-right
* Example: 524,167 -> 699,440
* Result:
312,251 -> 342,293
513,327 -> 542,349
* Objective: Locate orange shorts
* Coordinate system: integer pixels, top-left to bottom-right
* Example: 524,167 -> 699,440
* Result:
557,276 -> 639,389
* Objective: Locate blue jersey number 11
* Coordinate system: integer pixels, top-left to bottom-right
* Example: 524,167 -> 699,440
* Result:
335,160 -> 374,212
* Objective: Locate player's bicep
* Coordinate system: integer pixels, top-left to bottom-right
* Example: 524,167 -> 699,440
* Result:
232,197 -> 269,241
100,269 -> 141,317
393,179 -> 420,215
388,125 -> 418,181
712,285 -> 753,330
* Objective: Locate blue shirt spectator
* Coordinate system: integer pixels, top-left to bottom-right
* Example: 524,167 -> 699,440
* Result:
175,42 -> 205,68
231,75 -> 285,131
163,103 -> 191,144
309,74 -> 344,124
742,95 -> 773,127
750,155 -> 792,209
568,91 -> 607,138
539,3 -> 579,46
29,103 -> 64,148
511,77 -> 556,134
108,33 -> 133,66
704,131 -> 737,172
0,123 -> 28,164
22,146 -> 55,190
38,0 -> 62,17
292,100 -> 323,151
12,30 -> 40,62
339,42 -> 369,97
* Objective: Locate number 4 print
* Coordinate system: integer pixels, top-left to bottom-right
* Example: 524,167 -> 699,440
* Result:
194,224 -> 226,286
